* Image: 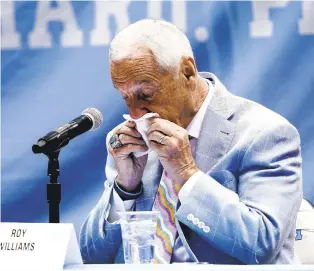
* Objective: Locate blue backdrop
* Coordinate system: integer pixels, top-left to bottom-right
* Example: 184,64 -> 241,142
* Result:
1,1 -> 314,235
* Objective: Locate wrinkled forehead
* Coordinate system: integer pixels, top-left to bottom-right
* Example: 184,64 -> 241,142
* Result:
110,54 -> 163,92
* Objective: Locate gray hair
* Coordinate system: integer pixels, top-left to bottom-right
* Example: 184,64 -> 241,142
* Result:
109,19 -> 194,74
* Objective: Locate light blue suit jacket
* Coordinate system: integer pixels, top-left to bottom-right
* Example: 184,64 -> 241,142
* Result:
79,73 -> 302,264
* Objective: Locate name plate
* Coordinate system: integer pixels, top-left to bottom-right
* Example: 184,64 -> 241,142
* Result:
0,223 -> 82,270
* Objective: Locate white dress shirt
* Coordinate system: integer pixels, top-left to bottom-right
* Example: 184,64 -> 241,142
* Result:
107,77 -> 214,223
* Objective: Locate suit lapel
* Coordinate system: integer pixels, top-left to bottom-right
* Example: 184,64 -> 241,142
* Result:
174,74 -> 238,262
194,75 -> 236,173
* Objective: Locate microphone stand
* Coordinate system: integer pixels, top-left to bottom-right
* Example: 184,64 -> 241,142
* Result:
32,108 -> 102,223
45,150 -> 61,223
35,137 -> 69,224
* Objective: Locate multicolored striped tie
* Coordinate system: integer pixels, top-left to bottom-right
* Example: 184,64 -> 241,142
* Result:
152,170 -> 180,264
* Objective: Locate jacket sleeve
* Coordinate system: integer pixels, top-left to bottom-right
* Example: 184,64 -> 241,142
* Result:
79,185 -> 123,263
79,131 -> 123,264
175,122 -> 303,264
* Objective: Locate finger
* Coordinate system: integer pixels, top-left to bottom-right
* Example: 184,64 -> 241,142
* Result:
148,118 -> 178,137
116,125 -> 142,138
124,121 -> 136,128
119,134 -> 147,146
113,144 -> 149,155
149,140 -> 168,154
147,130 -> 169,145
107,142 -> 115,156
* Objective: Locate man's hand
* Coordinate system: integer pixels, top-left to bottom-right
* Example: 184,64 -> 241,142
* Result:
108,121 -> 148,192
147,118 -> 199,188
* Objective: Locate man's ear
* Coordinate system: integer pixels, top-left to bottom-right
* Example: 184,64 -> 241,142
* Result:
181,57 -> 197,80
180,57 -> 197,89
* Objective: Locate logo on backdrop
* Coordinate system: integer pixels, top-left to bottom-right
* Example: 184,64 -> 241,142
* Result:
1,0 -> 314,50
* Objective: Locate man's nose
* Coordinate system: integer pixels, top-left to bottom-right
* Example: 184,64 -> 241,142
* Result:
128,106 -> 149,119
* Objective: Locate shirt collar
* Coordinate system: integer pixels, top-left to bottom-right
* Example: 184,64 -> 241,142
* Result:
186,76 -> 214,139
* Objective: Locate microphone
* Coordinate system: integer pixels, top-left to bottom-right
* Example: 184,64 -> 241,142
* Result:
32,108 -> 103,154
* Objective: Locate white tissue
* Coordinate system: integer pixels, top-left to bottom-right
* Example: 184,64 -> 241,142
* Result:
123,113 -> 159,157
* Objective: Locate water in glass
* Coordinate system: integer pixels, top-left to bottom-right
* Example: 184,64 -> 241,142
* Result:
118,211 -> 159,264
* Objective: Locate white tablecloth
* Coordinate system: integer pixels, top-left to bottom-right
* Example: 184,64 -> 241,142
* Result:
64,264 -> 314,271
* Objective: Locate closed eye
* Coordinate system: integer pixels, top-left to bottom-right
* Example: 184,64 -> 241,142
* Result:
142,93 -> 153,99
137,93 -> 154,103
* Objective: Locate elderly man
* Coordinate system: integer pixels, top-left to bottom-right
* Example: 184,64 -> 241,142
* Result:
80,19 -> 302,264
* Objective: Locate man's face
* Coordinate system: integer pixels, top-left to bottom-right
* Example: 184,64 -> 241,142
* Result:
110,48 -> 195,127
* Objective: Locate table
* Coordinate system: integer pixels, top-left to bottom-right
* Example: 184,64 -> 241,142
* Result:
64,264 -> 314,271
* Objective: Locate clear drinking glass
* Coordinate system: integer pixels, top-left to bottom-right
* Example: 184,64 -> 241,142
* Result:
117,211 -> 159,264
